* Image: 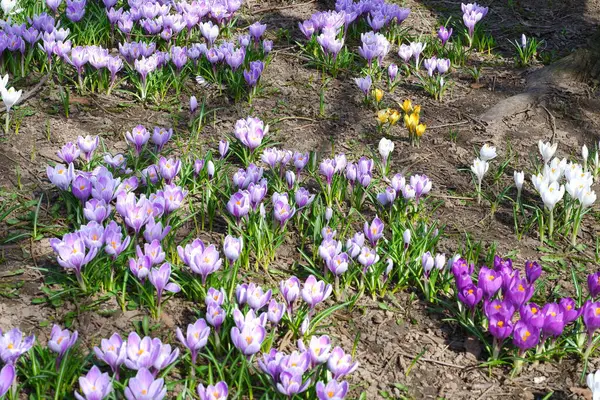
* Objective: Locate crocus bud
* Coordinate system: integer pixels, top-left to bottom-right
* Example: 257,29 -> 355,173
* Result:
403,229 -> 411,248
207,161 -> 215,178
388,64 -> 398,81
583,144 -> 589,172
286,170 -> 295,190
219,140 -> 229,159
259,203 -> 266,218
325,207 -> 333,222
190,96 -> 198,113
378,138 -> 394,165
514,170 -> 524,194
223,235 -> 242,263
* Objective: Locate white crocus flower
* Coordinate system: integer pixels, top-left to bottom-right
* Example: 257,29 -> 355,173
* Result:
531,173 -> 549,193
471,158 -> 489,204
1,0 -> 17,15
565,178 -> 588,200
1,86 -> 22,112
579,189 -> 597,208
538,140 -> 557,164
540,181 -> 565,211
543,157 -> 567,182
564,162 -> 583,182
434,253 -> 446,270
378,138 -> 394,163
0,74 -> 8,92
583,144 -> 589,172
587,370 -> 600,400
479,144 -> 497,161
514,170 -> 524,199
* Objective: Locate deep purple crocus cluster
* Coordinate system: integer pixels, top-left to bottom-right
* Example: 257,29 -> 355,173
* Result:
451,256 -> 595,358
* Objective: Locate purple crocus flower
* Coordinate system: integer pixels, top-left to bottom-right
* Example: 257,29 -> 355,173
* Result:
559,298 -> 581,324
57,142 -> 80,164
274,199 -> 295,227
512,320 -> 540,351
0,328 -> 35,365
189,244 -> 222,285
77,135 -> 99,162
484,299 -> 515,319
327,347 -> 358,379
301,275 -> 332,309
267,299 -> 285,324
316,379 -> 348,400
245,283 -> 272,311
243,60 -> 265,88
74,366 -> 113,400
200,21 -> 219,45
48,324 -> 78,365
223,235 -> 242,263
47,163 -> 75,190
438,26 -> 453,45
525,261 -> 542,284
136,240 -> 165,266
520,303 -> 545,329
80,221 -> 105,249
582,301 -> 600,335
505,276 -> 534,308
328,252 -> 349,276
231,322 -> 266,356
227,190 -> 251,222
93,333 -> 126,377
158,156 -> 181,184
219,140 -> 229,159
488,314 -> 514,341
124,368 -> 167,400
541,303 -> 565,337
280,276 -> 301,314
149,263 -> 181,306
151,127 -> 173,152
72,175 -> 93,202
589,272 -> 600,298
364,216 -> 384,247
124,333 -> 161,370
319,159 -> 336,185
143,218 -> 170,243
197,381 -> 228,400
0,365 -> 15,398
249,22 -> 267,42
477,266 -> 502,299
295,187 -> 315,209
50,232 -> 98,285
176,318 -> 210,364
129,255 -> 152,282
46,0 -> 63,13
458,284 -> 483,309
66,0 -> 86,22
206,303 -> 226,330
354,75 -> 372,97
357,246 -> 379,272
104,221 -> 130,260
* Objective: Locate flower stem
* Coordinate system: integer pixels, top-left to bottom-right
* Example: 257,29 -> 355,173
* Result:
4,112 -> 10,135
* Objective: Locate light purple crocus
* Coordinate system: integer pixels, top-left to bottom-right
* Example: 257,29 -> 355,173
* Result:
93,333 -> 127,378
47,163 -> 75,190
189,244 -> 223,285
231,322 -> 266,356
0,328 -> 35,365
316,379 -> 349,400
149,263 -> 181,308
219,140 -> 229,159
327,347 -> 358,379
48,325 -> 78,367
78,135 -> 99,162
197,381 -> 228,400
151,127 -> 173,151
124,333 -> 161,370
245,283 -> 272,311
223,235 -> 242,263
57,142 -> 80,164
249,22 -> 267,42
227,190 -> 251,222
176,319 -> 210,364
124,368 -> 167,400
74,365 -> 113,400
0,364 -> 15,398
354,75 -> 372,97
364,216 -> 384,247
302,275 -> 332,309
438,26 -> 453,45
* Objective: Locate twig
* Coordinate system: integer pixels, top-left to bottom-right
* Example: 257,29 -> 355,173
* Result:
430,194 -> 476,201
428,120 -> 469,130
0,75 -> 48,113
540,105 -> 557,142
476,385 -> 495,400
397,350 -> 466,369
253,0 -> 316,13
271,116 -> 317,124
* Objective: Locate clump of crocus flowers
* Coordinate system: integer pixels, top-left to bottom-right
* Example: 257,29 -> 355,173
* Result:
401,99 -> 426,146
449,255 -> 600,374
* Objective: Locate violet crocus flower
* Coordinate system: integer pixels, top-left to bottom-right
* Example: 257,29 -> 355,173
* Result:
274,199 -> 295,227
295,187 -> 315,209
47,163 -> 75,191
219,140 -> 229,159
197,381 -> 228,400
0,328 -> 35,365
541,303 -> 565,337
364,216 -> 384,247
398,44 -> 413,64
151,127 -> 173,151
458,284 -> 483,309
559,298 -> 581,324
78,135 -> 99,162
319,159 -> 336,185
267,299 -> 285,324
328,252 -> 349,276
46,0 -> 62,13
525,261 -> 542,284
136,240 -> 165,266
234,116 -> 267,150
520,302 -> 545,329
246,283 -> 272,311
74,365 -> 113,400
50,232 -> 98,286
488,314 -> 514,341
124,333 -> 161,370
176,318 -> 210,364
438,26 -> 453,46
149,263 -> 181,308
0,365 -> 15,398
477,266 -> 502,299
66,0 -> 86,22
72,175 -> 93,202
231,322 -> 266,356
249,22 -> 267,42
143,218 -> 170,243
589,272 -> 600,298
189,244 -> 223,284
505,276 -> 535,308
206,303 -> 226,330
243,60 -> 265,88
512,320 -> 540,351
93,333 -> 126,378
124,368 -> 167,400
327,347 -> 358,379
227,190 -> 251,222
583,301 -> 600,336
158,156 -> 181,184
316,379 -> 349,400
302,275 -> 332,309
48,325 -> 78,366
280,276 -> 301,314
223,235 -> 243,264
57,142 -> 80,164
357,246 -> 379,272
354,75 -> 372,97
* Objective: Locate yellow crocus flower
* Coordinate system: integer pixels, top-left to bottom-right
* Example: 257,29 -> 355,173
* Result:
416,123 -> 426,137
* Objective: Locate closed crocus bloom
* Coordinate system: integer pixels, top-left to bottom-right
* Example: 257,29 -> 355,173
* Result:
587,370 -> 600,400
421,252 -> 435,277
364,216 -> 384,247
219,140 -> 229,159
479,144 -> 497,161
74,365 -> 113,400
0,364 -> 15,398
589,272 -> 600,298
470,158 -> 489,183
190,96 -> 198,113
72,175 -> 93,202
93,333 -> 126,376
223,235 -> 243,263
267,299 -> 285,324
403,229 -> 411,248
197,381 -> 228,400
434,253 -> 446,270
583,301 -> 600,334
477,266 -> 502,299
327,347 -> 358,379
378,138 -> 394,164
0,328 -> 35,365
514,170 -> 525,194
512,320 -> 540,351
125,125 -> 150,155
538,141 -> 557,164
541,303 -> 565,337
124,368 -> 167,400
524,261 -> 542,284
78,135 -> 99,162
458,284 -> 483,309
488,314 -> 513,341
388,63 -> 398,81
176,318 -> 210,364
354,75 -> 372,96
280,276 -> 301,310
